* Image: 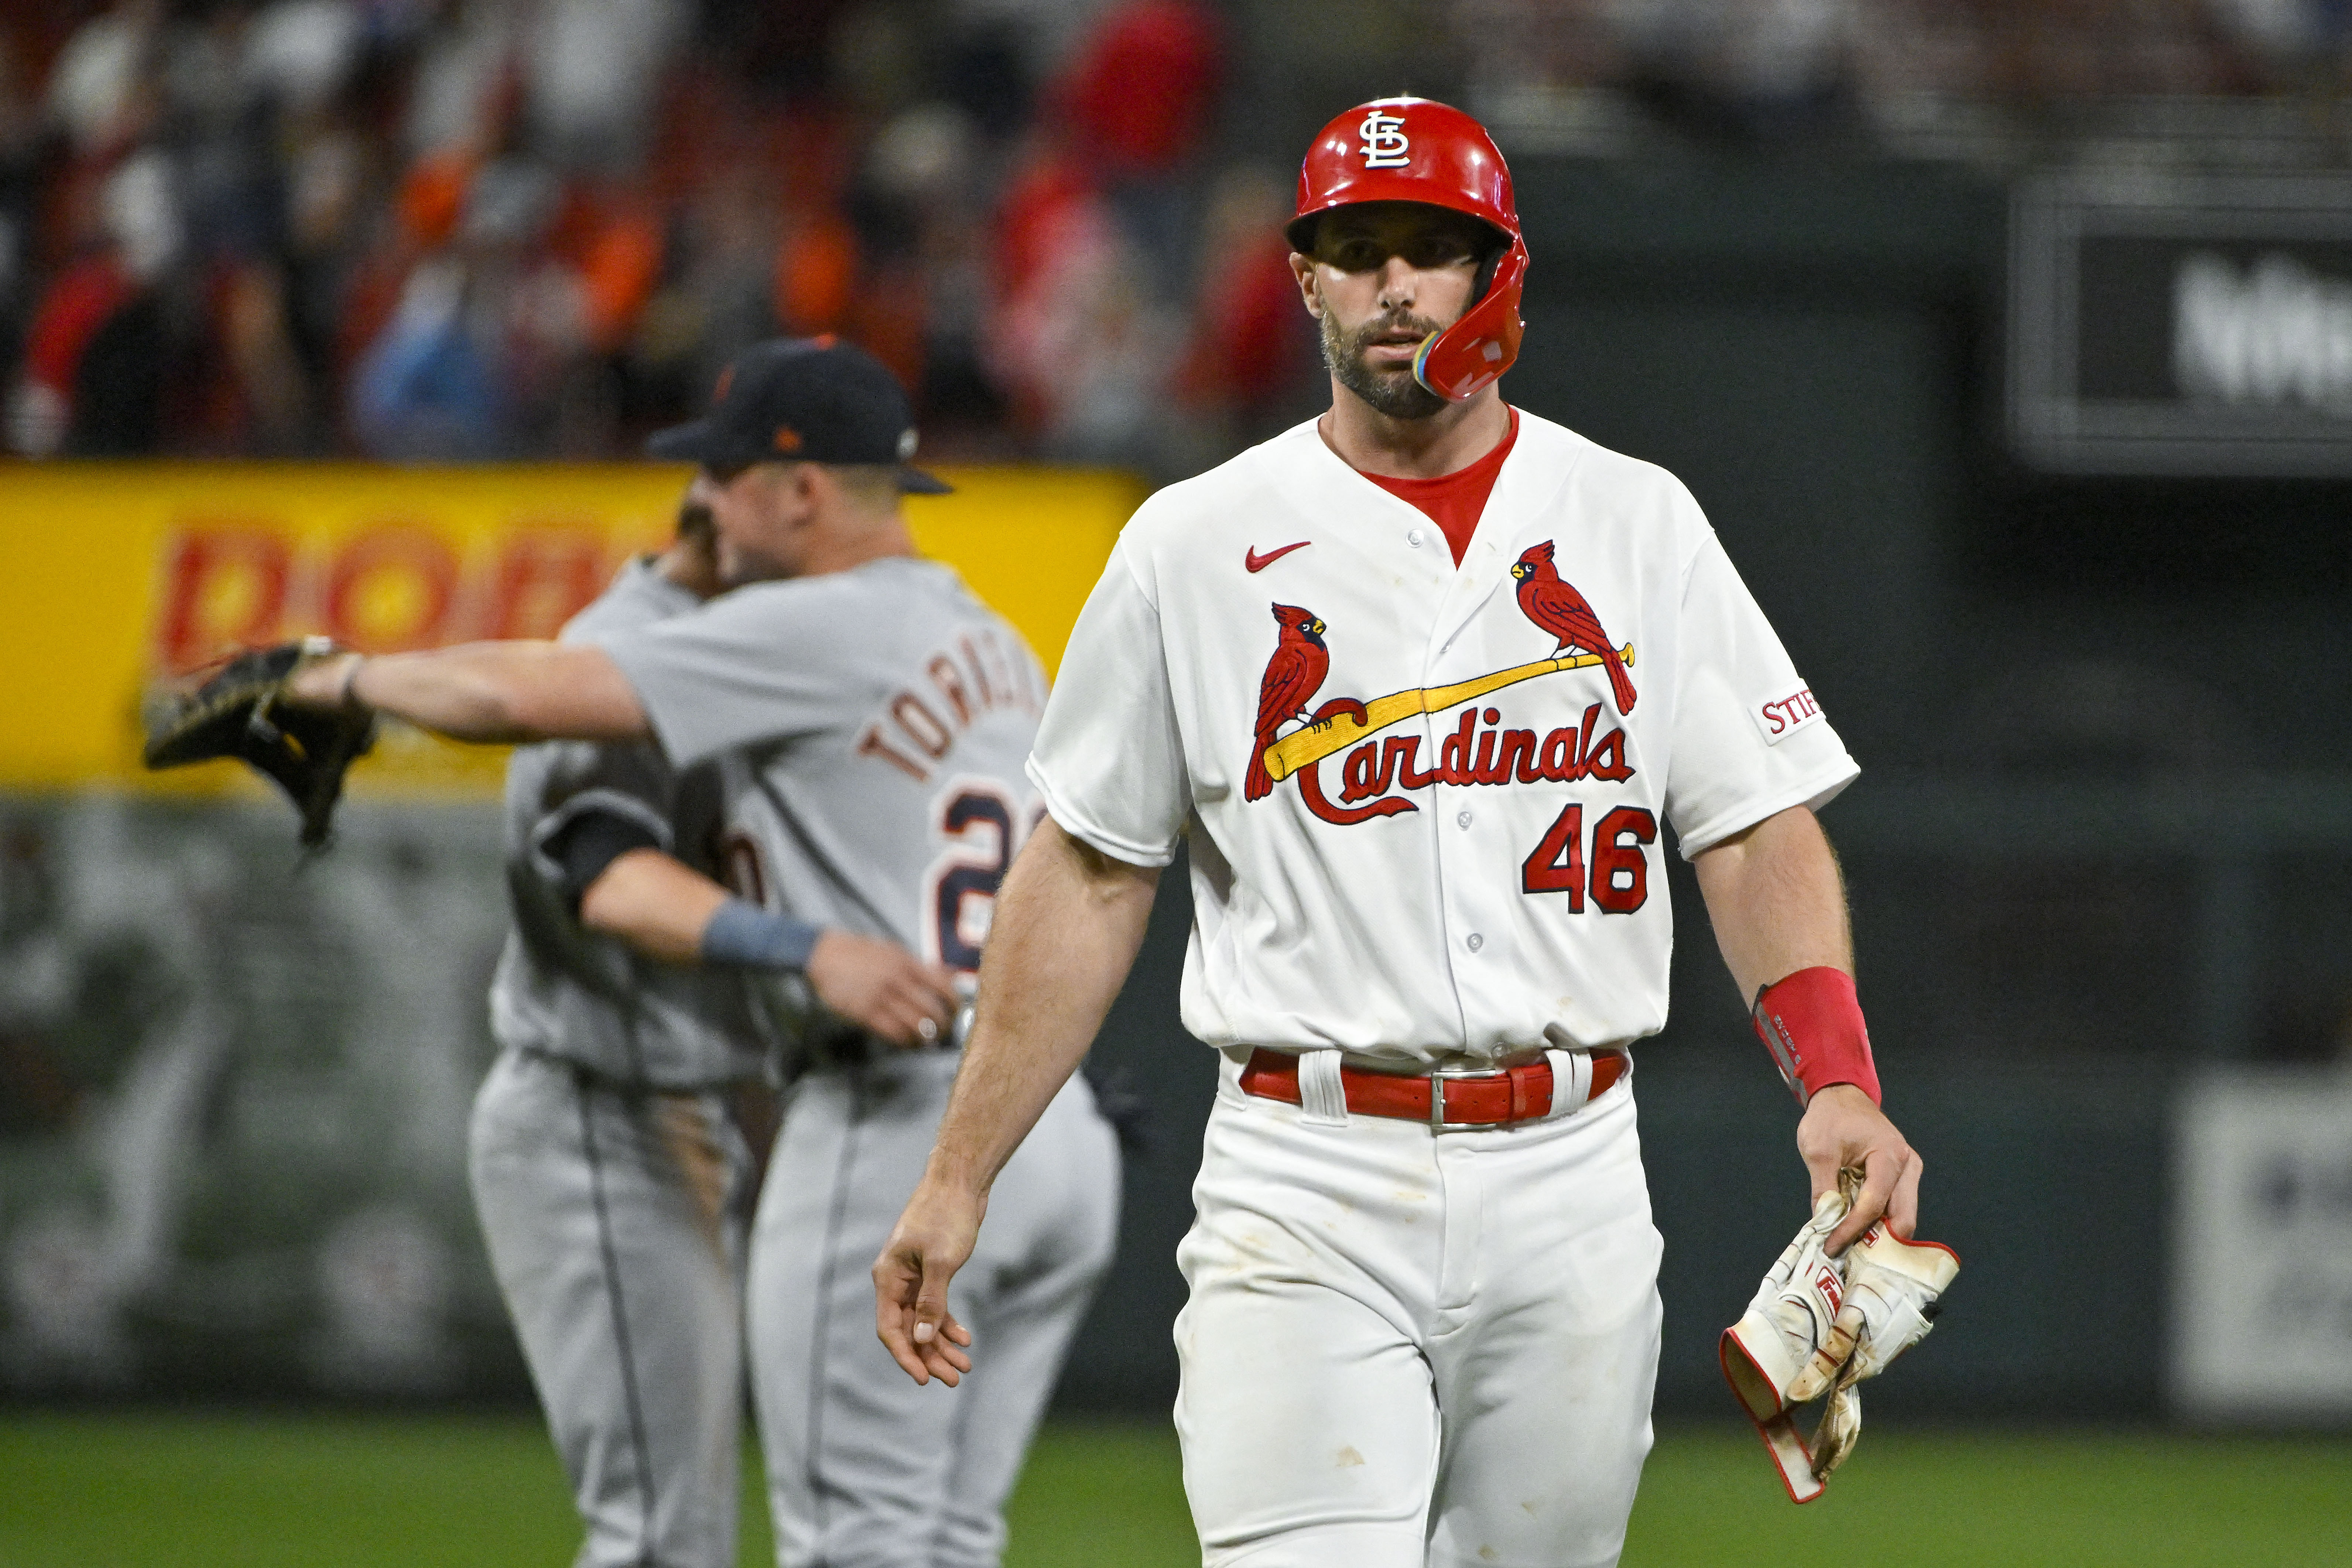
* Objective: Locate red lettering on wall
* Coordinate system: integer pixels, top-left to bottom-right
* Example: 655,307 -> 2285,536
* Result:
323,526 -> 460,653
486,533 -> 609,640
156,527 -> 291,671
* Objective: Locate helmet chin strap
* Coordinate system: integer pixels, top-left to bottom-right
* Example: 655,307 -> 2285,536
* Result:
1411,237 -> 1527,402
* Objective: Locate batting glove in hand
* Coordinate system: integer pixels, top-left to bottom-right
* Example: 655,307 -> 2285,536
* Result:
1794,1170 -> 1960,1476
1719,1169 -> 1959,1502
143,637 -> 377,849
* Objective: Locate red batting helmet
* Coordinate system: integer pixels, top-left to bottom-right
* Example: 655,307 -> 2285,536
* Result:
1287,96 -> 1526,403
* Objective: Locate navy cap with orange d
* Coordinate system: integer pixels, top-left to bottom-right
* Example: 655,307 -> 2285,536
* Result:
647,336 -> 951,494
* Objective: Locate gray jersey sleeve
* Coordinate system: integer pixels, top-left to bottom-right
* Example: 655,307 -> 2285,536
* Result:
596,579 -> 856,769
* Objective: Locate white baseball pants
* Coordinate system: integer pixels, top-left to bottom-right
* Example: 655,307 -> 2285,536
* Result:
1175,1054 -> 1662,1568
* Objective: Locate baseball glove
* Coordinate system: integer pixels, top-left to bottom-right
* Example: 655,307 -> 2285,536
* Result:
143,637 -> 376,848
1719,1168 -> 1959,1502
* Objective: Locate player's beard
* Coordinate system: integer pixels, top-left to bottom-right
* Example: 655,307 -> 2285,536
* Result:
1322,305 -> 1448,421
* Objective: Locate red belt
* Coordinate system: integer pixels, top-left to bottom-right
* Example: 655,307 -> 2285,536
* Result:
1240,1048 -> 1627,1129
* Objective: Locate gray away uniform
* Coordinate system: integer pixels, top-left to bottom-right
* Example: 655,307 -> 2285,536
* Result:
474,557 -> 768,1568
599,556 -> 1121,1568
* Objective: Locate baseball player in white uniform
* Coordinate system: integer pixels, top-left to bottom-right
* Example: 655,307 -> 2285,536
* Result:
872,98 -> 1926,1568
283,338 -> 1123,1568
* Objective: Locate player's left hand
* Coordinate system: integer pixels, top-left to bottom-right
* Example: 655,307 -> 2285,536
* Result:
142,639 -> 376,849
1795,1084 -> 1920,1254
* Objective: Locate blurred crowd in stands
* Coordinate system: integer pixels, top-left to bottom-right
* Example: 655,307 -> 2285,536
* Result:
3,0 -> 2349,464
0,0 -> 1315,466
1462,0 -> 2352,151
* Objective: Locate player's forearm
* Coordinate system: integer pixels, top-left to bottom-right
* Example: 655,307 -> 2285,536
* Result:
1691,805 -> 1852,1000
289,643 -> 650,744
578,848 -> 732,964
924,816 -> 1158,1193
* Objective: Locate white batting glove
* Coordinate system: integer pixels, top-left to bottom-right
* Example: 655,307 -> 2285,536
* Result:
1720,1172 -> 1960,1499
1722,1188 -> 1848,1413
1810,1379 -> 1863,1479
1787,1211 -> 1959,1398
1791,1199 -> 1961,1478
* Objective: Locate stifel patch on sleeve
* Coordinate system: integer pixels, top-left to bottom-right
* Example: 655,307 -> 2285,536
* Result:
1750,684 -> 1825,747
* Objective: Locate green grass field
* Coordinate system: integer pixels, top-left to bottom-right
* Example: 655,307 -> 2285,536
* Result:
0,1412 -> 2346,1567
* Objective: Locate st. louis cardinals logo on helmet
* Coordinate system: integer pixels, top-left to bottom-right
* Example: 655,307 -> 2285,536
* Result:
1358,108 -> 1410,168
1290,96 -> 1527,403
1244,546 -> 1637,826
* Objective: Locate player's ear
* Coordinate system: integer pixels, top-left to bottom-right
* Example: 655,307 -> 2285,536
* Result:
1290,251 -> 1324,318
784,460 -> 825,518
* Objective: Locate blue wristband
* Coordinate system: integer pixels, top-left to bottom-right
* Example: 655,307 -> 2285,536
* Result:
699,898 -> 823,972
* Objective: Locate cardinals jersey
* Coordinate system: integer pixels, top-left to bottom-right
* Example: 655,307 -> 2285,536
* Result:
1028,411 -> 1858,1066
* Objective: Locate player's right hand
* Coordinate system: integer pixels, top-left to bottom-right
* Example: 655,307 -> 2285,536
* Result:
874,1172 -> 985,1386
806,931 -> 959,1048
1795,1083 -> 1920,1255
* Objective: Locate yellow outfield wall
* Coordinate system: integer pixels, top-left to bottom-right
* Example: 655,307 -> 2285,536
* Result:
0,462 -> 1143,796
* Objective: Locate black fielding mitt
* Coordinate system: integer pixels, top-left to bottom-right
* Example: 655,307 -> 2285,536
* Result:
143,638 -> 376,848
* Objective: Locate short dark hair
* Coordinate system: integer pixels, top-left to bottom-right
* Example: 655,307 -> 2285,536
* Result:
825,463 -> 904,511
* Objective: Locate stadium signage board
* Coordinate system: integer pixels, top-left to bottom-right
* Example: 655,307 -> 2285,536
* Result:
2171,1071 -> 2352,1421
2010,174 -> 2352,476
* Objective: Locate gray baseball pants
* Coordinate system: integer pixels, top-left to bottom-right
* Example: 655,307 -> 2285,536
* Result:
749,1048 -> 1120,1568
471,1047 -> 753,1568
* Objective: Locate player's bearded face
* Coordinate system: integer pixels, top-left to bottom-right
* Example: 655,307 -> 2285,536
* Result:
1319,302 -> 1449,421
1301,205 -> 1488,422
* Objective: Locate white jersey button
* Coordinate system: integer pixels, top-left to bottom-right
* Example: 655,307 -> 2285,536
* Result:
1456,810 -> 1472,828
1466,932 -> 1484,952
1406,528 -> 1425,548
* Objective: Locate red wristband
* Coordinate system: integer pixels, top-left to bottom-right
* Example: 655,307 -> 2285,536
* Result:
1750,966 -> 1880,1108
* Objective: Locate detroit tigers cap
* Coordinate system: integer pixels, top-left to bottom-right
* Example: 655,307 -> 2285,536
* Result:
647,336 -> 952,493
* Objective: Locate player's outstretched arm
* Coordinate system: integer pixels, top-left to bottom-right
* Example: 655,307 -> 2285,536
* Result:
1692,805 -> 1921,1253
283,643 -> 648,745
874,815 -> 1159,1386
580,848 -> 957,1046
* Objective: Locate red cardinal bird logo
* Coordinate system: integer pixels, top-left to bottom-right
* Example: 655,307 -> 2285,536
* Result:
1246,604 -> 1330,801
1511,541 -> 1637,716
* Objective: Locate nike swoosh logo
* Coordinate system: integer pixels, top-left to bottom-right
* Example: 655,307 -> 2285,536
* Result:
1246,541 -> 1311,572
